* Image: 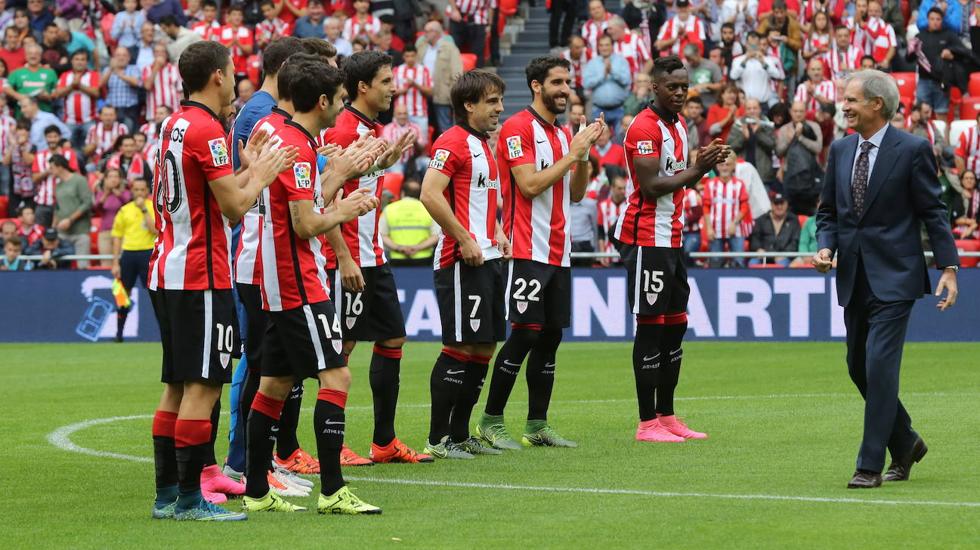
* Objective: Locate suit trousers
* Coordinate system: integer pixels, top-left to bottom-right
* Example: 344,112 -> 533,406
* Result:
843,260 -> 918,472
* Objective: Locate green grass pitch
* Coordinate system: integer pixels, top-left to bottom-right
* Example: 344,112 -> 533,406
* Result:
2,341 -> 978,549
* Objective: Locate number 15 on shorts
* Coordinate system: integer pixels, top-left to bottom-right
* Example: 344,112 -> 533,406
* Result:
642,269 -> 664,306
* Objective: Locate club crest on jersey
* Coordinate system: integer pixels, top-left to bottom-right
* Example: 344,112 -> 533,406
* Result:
293,162 -> 312,189
664,157 -> 687,175
637,140 -> 655,155
516,301 -> 528,314
429,149 -> 450,170
470,319 -> 481,332
208,138 -> 229,167
506,136 -> 523,159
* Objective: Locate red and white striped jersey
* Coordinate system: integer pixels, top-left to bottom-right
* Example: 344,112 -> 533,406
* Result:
865,17 -> 895,64
561,47 -> 592,90
191,20 -> 220,41
142,63 -> 182,122
343,14 -> 381,42
381,121 -> 422,164
614,105 -> 689,248
581,13 -> 613,51
597,196 -> 628,254
148,101 -> 235,291
393,63 -> 431,117
87,121 -> 129,161
428,124 -> 501,269
845,16 -> 874,54
821,43 -> 862,79
498,107 -> 573,267
454,0 -> 491,25
613,33 -> 652,79
320,106 -> 387,267
802,32 -> 832,59
217,25 -> 254,75
793,79 -> 836,113
236,109 -> 291,286
682,187 -> 702,233
702,176 -> 749,238
0,115 -> 15,160
655,14 -> 705,57
32,147 -> 80,206
58,70 -> 99,124
258,118 -> 332,311
140,121 -> 160,145
276,0 -> 307,25
956,125 -> 980,174
256,17 -> 290,47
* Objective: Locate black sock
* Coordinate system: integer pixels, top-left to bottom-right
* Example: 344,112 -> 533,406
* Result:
450,355 -> 490,443
276,383 -> 303,459
428,348 -> 466,445
238,368 -> 260,464
152,410 -> 178,494
116,306 -> 129,339
484,327 -> 540,416
370,344 -> 402,446
656,318 -> 687,416
174,419 -> 212,498
315,389 -> 347,496
633,321 -> 664,422
244,392 -> 284,498
204,398 -> 220,467
526,327 -> 562,421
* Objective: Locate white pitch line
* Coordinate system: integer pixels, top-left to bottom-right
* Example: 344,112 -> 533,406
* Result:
46,408 -> 980,510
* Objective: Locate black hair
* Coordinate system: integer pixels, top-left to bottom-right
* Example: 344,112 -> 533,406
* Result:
927,6 -> 944,18
860,54 -> 876,65
342,50 -> 393,98
260,0 -> 275,7
652,55 -> 685,80
48,154 -> 71,170
228,4 -> 244,13
525,55 -> 571,91
179,41 -> 231,95
685,96 -> 704,107
70,49 -> 88,61
4,235 -> 22,248
278,52 -> 321,101
202,0 -> 217,8
402,43 -> 416,54
450,69 -> 506,125
721,22 -> 735,32
43,124 -> 62,136
746,30 -> 761,40
44,22 -> 58,32
159,15 -> 178,27
292,60 -> 346,113
262,37 -> 302,78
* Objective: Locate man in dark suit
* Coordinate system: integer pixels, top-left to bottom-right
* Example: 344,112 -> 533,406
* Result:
814,70 -> 960,489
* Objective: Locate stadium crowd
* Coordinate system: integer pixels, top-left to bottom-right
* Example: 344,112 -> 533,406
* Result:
0,0 -> 979,274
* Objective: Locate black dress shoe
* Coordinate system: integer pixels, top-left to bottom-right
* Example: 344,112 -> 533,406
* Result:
847,470 -> 882,489
883,436 -> 928,482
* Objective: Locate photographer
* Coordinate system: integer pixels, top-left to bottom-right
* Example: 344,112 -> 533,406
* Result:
727,98 -> 776,183
776,101 -> 823,215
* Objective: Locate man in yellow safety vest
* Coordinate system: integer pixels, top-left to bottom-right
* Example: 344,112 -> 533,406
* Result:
379,177 -> 441,266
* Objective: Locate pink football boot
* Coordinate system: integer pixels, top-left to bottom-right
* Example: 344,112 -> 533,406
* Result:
200,464 -> 246,496
657,415 -> 708,440
635,418 -> 685,443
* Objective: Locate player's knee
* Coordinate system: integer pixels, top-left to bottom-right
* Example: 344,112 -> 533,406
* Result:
319,367 -> 352,393
257,376 -> 292,401
378,336 -> 406,349
539,326 -> 564,352
159,383 -> 183,410
473,343 -> 496,359
510,324 -> 542,348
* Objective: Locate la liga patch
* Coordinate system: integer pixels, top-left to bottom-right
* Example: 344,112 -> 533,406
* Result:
429,148 -> 450,170
506,136 -> 523,159
208,138 -> 229,167
293,162 -> 312,189
637,140 -> 655,155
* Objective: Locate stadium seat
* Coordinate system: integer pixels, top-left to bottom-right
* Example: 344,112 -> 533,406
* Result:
460,53 -> 477,72
969,73 -> 980,97
959,96 -> 980,120
955,239 -> 979,268
500,0 -> 518,16
899,94 -> 914,114
950,119 -> 974,147
0,196 -> 7,216
891,72 -> 917,98
384,171 -> 404,200
797,214 -> 808,227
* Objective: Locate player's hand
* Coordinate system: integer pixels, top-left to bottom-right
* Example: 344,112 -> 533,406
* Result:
327,144 -> 378,180
335,187 -> 380,223
340,255 -> 365,292
111,260 -> 121,279
239,130 -> 272,170
317,143 -> 342,159
496,233 -> 511,259
460,237 -> 484,266
812,247 -> 833,273
570,121 -> 602,159
378,131 -> 416,169
935,268 -> 958,311
695,139 -> 728,173
251,142 -> 299,188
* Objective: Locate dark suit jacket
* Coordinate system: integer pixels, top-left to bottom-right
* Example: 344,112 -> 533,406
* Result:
816,124 -> 959,306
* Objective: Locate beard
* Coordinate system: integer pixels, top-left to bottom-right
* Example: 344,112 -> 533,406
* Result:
543,91 -> 568,115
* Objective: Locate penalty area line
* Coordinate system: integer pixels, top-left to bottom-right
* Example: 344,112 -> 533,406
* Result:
45,414 -> 980,509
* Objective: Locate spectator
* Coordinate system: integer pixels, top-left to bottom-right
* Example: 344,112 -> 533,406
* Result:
84,106 -> 129,165
10,9 -> 29,46
392,43 -> 431,137
190,0 -> 220,39
0,103 -> 12,197
17,205 -> 44,245
622,71 -> 652,117
681,182 -> 703,266
417,20 -> 462,134
160,15 -> 202,62
655,0 -> 706,58
590,124 -> 627,172
111,0 -> 145,54
703,153 -> 751,267
6,43 -> 56,112
547,0 -> 575,48
277,0 -> 309,27
581,0 -> 613,51
0,218 -> 15,246
50,154 -> 91,267
344,0 -> 380,43
448,0 -> 491,68
0,27 -> 25,73
794,58 -> 836,115
0,0 -> 11,31
32,124 -> 80,227
376,30 -> 403,66
256,0 -> 291,49
597,173 -> 628,263
684,96 -> 709,148
728,97 -> 777,183
568,185 -> 598,265
908,7 -> 973,116
56,17 -> 97,65
9,121 -> 34,216
729,32 -> 784,107
142,44 -> 181,124
822,25 -> 862,80
791,200 -> 819,267
25,227 -> 74,269
735,155 -> 774,220
217,6 -> 254,79
607,16 -> 651,79
93,168 -> 132,268
110,178 -> 156,342
0,235 -> 31,270
324,17 -> 353,57
562,36 -> 591,104
39,22 -> 68,73
706,83 -> 742,143
866,0 -> 897,69
748,192 -> 800,266
381,104 -> 423,174
776,101 -> 823,215
379,178 -> 439,266
801,9 -> 833,65
145,0 -> 188,26
100,47 -> 141,131
907,101 -> 951,164
756,1 -> 802,56
950,170 -> 979,239
583,34 -> 630,134
717,22 -> 745,71
104,134 -> 153,182
52,49 -> 99,150
684,43 -> 724,108
917,0 -> 963,33
26,0 -> 54,40
133,22 -> 157,72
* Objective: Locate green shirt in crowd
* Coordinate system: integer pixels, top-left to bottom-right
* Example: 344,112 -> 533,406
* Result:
798,216 -> 817,254
8,65 -> 58,112
54,174 -> 93,236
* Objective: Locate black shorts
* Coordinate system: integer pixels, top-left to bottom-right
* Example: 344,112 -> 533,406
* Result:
434,259 -> 507,345
150,289 -> 239,384
329,263 -> 406,342
620,245 -> 690,316
505,259 -> 571,328
236,282 -> 268,373
263,301 -> 347,380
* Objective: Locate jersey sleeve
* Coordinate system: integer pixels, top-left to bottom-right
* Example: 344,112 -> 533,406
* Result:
284,145 -> 316,202
321,124 -> 356,148
498,118 -> 535,167
193,119 -> 235,183
428,135 -> 462,178
956,131 -> 968,159
624,116 -> 663,160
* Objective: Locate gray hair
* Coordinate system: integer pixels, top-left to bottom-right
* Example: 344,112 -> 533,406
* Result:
608,15 -> 626,29
846,70 -> 900,120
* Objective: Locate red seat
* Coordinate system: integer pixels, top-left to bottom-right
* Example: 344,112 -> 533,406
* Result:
969,73 -> 980,97
0,196 -> 7,216
899,94 -> 915,114
959,96 -> 980,120
383,171 -> 404,200
460,53 -> 477,72
797,214 -> 809,227
891,72 -> 917,98
955,239 -> 980,268
500,0 -> 518,16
